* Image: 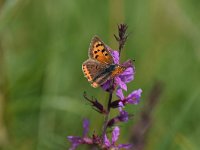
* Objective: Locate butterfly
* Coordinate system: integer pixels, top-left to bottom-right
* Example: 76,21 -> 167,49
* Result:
82,36 -> 127,88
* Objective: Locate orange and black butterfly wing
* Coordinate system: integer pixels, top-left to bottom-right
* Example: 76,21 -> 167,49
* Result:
83,36 -> 127,88
82,59 -> 115,88
82,59 -> 106,87
89,36 -> 114,64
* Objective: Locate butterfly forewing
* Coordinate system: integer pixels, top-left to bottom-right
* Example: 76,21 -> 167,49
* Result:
89,36 -> 114,64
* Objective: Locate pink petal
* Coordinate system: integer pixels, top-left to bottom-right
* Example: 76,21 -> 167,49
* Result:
112,126 -> 120,144
104,134 -> 111,147
116,88 -> 124,99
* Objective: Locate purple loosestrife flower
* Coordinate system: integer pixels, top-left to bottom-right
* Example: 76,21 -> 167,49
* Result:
117,110 -> 129,122
107,110 -> 130,127
103,126 -> 132,149
67,136 -> 84,150
101,47 -> 135,91
68,24 -> 143,150
67,119 -> 93,150
117,88 -> 142,107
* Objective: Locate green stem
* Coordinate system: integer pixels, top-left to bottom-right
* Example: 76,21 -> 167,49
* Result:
102,91 -> 112,140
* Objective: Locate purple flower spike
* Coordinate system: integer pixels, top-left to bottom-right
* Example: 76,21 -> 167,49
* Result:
68,26 -> 140,150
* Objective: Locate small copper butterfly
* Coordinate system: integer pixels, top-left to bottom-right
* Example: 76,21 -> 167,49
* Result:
82,36 -> 126,88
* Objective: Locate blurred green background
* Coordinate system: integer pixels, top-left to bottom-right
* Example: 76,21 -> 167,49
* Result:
0,0 -> 200,150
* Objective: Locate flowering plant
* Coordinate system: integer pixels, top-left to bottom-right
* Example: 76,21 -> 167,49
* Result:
67,24 -> 142,150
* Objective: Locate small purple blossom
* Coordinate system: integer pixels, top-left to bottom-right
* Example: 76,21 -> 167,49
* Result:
67,119 -> 91,150
119,65 -> 135,84
67,136 -> 84,150
104,134 -> 111,147
107,110 -> 130,127
118,110 -> 129,122
116,88 -> 142,107
109,48 -> 120,64
126,89 -> 142,104
103,126 -> 132,149
115,76 -> 128,91
116,88 -> 124,100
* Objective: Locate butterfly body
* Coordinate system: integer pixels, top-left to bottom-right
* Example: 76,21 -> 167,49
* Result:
92,64 -> 117,83
82,36 -> 126,88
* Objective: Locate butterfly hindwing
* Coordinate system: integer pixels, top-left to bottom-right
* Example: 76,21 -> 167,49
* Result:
89,36 -> 114,64
82,59 -> 109,87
